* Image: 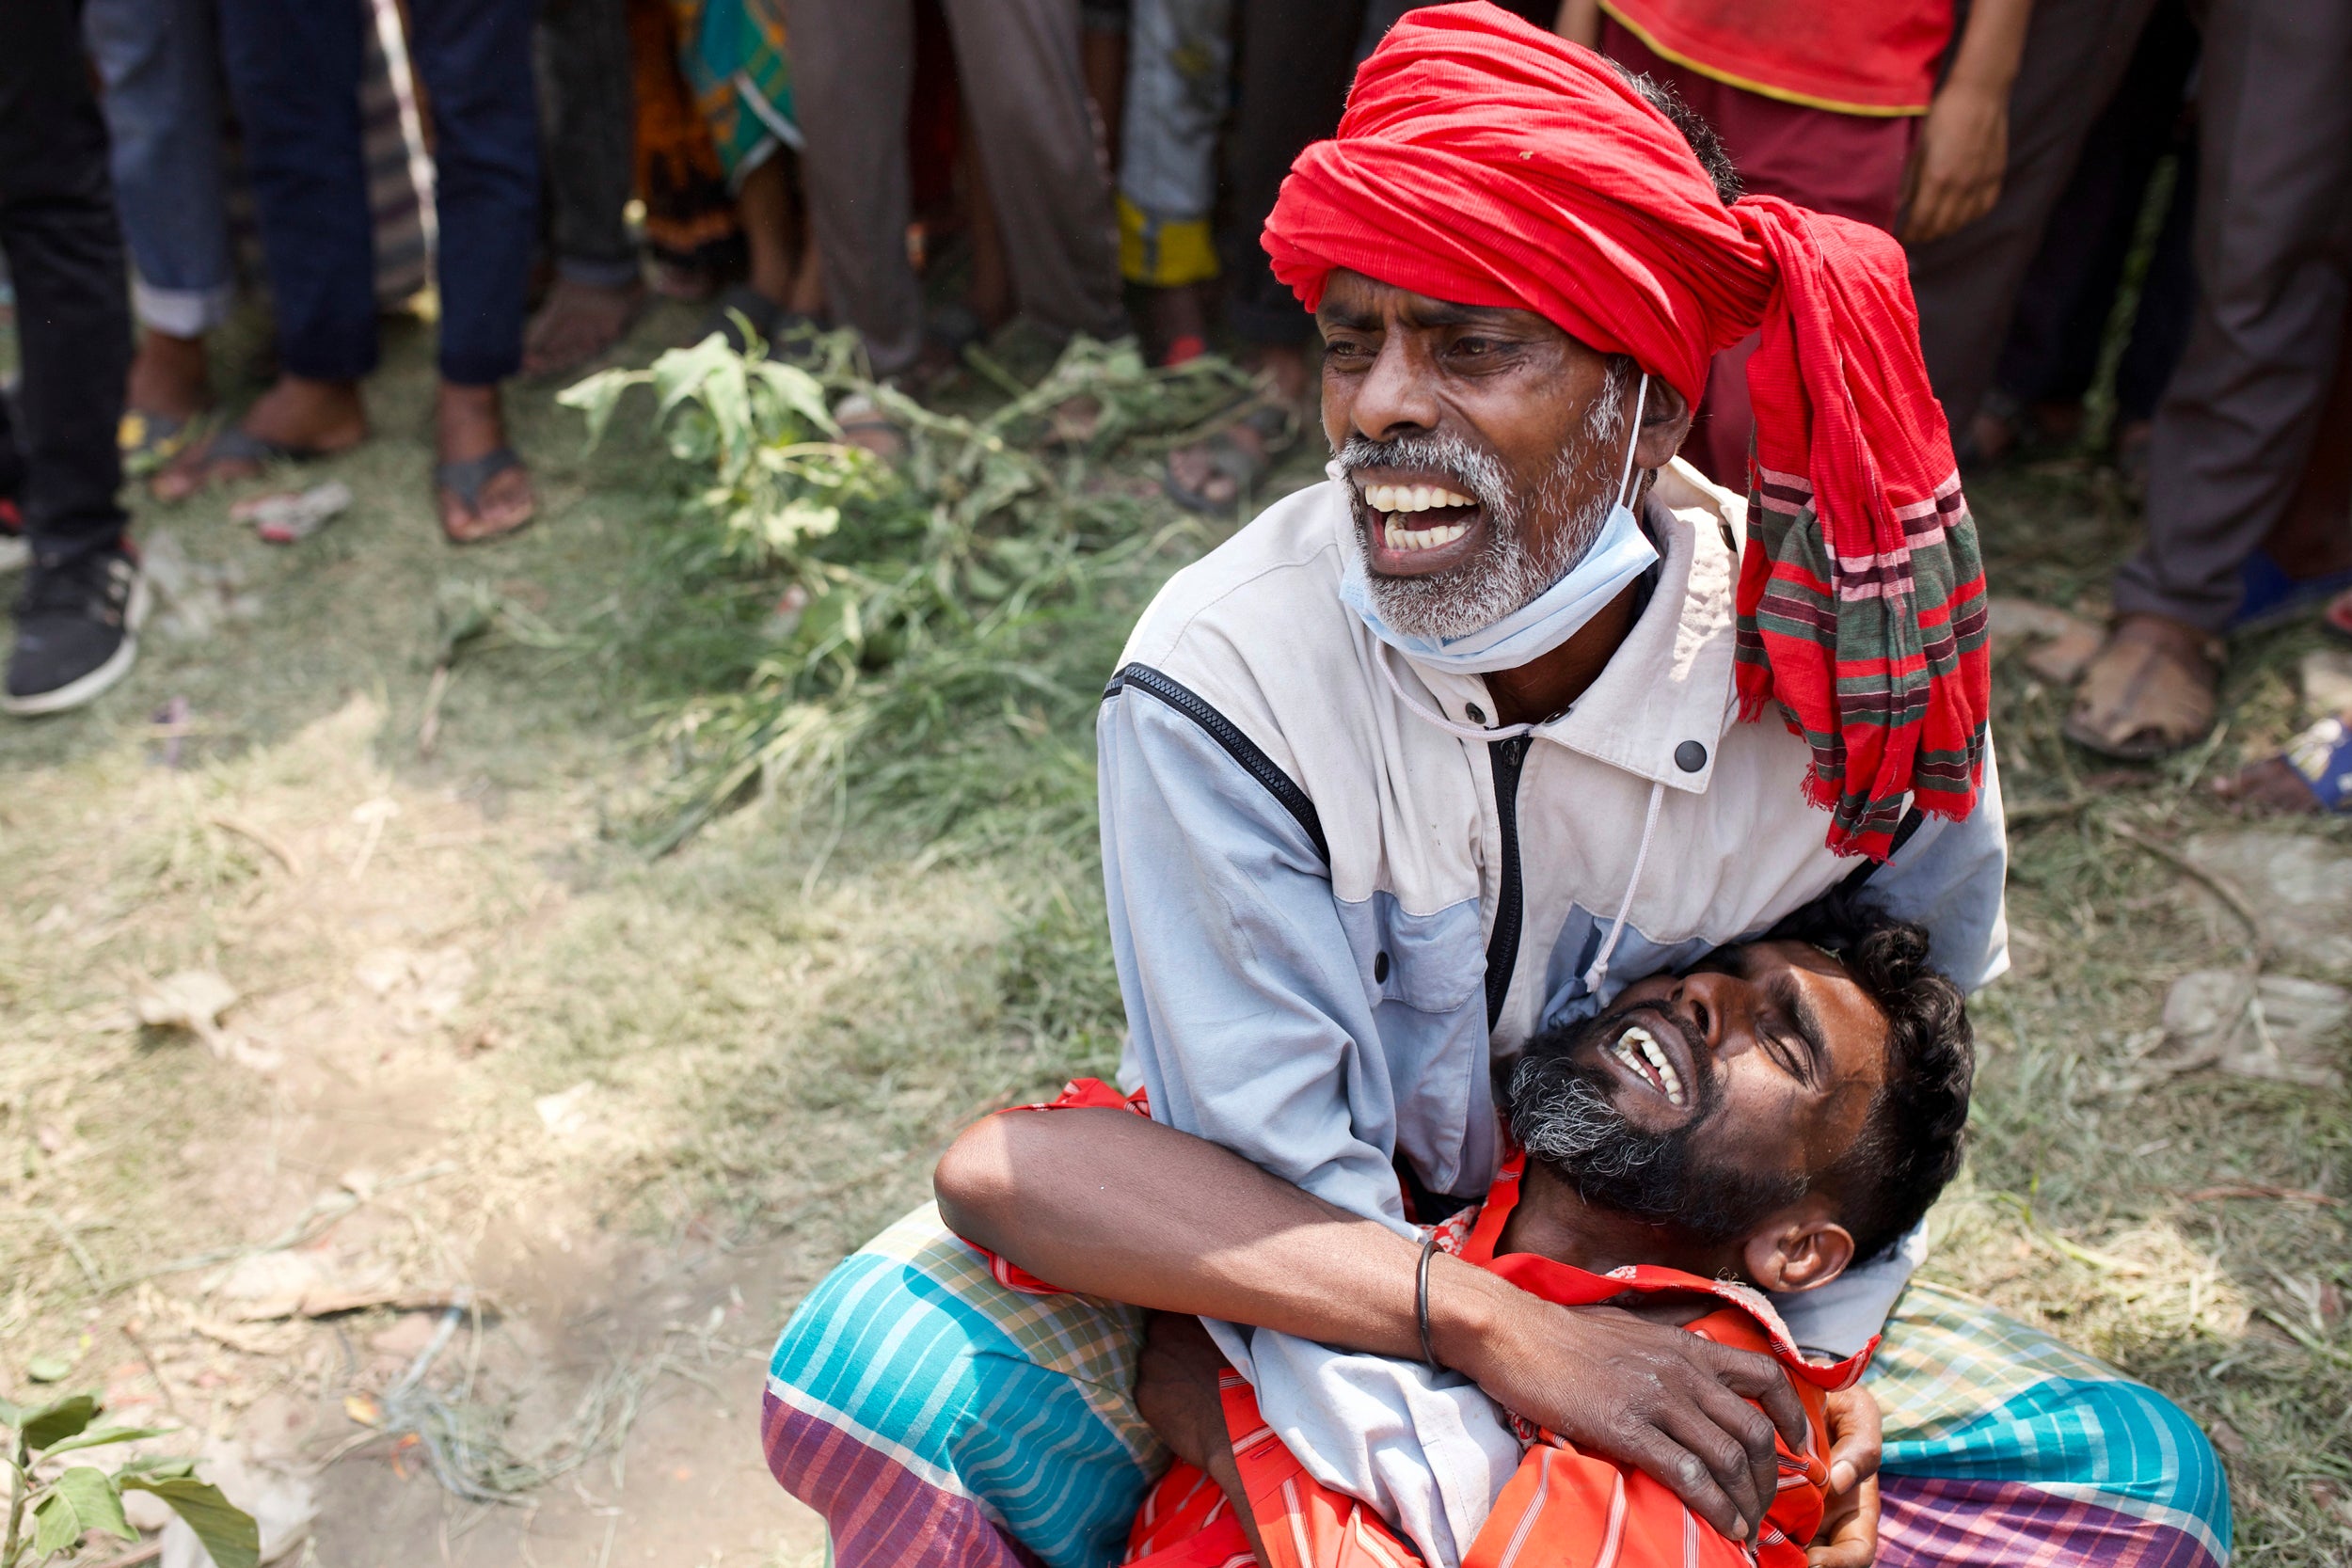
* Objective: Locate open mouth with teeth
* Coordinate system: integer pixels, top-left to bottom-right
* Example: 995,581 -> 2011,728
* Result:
1356,479 -> 1486,572
1606,1022 -> 1690,1108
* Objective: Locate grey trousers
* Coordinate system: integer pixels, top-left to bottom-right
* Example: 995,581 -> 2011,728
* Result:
1907,0 -> 2161,436
537,0 -> 637,287
785,0 -> 1124,373
2114,0 -> 2352,631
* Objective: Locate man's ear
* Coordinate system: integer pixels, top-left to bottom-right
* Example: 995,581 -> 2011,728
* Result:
1635,377 -> 1693,472
1740,1204 -> 1856,1294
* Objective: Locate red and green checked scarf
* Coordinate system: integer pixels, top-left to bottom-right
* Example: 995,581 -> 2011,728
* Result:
1262,4 -> 1991,859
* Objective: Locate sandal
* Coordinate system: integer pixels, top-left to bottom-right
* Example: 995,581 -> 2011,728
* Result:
1164,401 -> 1298,515
436,447 -> 536,545
833,393 -> 909,466
151,423 -> 345,503
119,407 -> 203,474
2063,614 -> 2225,760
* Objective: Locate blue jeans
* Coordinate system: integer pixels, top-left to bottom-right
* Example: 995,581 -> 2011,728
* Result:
215,0 -> 539,386
84,0 -> 236,340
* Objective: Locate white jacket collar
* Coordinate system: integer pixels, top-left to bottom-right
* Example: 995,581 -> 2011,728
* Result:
1405,457 -> 1747,794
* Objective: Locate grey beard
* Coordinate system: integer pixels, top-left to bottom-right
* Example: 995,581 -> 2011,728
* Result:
1335,375 -> 1629,641
1512,1058 -> 1667,1183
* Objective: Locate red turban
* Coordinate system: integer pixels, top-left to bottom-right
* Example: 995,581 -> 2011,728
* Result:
1263,3 -> 1990,860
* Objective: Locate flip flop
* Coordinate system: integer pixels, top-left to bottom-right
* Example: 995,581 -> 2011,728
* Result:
153,424 -> 338,502
436,447 -> 535,545
2062,617 -> 2225,761
119,407 -> 203,473
1164,402 -> 1297,515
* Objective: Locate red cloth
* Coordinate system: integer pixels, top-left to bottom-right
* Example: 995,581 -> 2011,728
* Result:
1598,0 -> 1954,116
958,1085 -> 1869,1568
1261,3 -> 1989,858
1598,19 -> 1919,488
1119,1155 -> 1864,1568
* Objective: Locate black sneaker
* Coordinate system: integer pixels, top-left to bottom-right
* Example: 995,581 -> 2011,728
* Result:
4,543 -> 150,717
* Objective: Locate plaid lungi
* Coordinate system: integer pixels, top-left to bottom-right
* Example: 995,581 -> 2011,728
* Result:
763,1204 -> 2230,1568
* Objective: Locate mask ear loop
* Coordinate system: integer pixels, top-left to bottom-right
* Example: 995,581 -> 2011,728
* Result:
1614,372 -> 1650,514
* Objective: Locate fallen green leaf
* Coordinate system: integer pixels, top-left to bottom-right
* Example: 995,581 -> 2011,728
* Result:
122,1476 -> 260,1568
25,1354 -> 70,1383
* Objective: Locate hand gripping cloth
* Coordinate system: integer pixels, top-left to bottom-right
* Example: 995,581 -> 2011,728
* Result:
1261,3 -> 1991,859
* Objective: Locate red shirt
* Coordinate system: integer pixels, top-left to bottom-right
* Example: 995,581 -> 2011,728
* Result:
966,1084 -> 1874,1568
1597,0 -> 1955,115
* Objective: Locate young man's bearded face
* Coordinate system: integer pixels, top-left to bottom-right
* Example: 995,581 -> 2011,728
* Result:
1314,269 -> 1641,640
1508,940 -> 1894,1249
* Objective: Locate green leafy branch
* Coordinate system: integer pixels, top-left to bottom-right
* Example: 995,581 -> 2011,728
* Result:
2,1390 -> 255,1568
563,327 -> 1245,853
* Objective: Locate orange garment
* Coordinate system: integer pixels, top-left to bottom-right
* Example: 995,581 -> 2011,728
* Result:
1597,0 -> 1955,116
966,1083 -> 1871,1568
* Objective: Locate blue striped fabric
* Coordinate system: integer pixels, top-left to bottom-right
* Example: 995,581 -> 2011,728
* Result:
768,1207 -> 1160,1568
1885,1377 -> 2229,1560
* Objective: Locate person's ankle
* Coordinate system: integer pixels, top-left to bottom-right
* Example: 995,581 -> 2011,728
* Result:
128,330 -> 212,416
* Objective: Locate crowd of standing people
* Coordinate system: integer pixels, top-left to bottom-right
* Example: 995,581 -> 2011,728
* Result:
1,0 -> 2346,813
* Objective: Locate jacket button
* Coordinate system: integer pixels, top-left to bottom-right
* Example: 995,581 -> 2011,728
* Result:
1465,704 -> 1486,724
1375,951 -> 1391,984
1675,740 -> 1708,773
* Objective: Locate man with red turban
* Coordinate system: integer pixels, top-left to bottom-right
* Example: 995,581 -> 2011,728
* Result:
760,9 -> 2228,1568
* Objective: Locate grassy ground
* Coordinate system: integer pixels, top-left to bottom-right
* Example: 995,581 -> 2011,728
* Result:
3,302 -> 2349,1564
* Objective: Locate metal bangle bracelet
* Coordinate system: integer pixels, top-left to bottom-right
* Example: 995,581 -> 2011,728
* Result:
1416,1228 -> 1443,1375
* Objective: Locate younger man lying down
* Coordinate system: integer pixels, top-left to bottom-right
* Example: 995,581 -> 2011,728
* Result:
938,900 -> 1972,1567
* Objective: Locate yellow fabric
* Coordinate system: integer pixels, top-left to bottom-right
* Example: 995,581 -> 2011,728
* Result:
1118,195 -> 1220,288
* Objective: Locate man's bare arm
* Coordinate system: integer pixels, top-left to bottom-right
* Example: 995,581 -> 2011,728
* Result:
1900,0 -> 2034,243
936,1107 -> 1815,1544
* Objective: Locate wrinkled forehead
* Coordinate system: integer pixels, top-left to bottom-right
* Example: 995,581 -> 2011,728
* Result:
1701,940 -> 1893,1085
1314,268 -> 1582,346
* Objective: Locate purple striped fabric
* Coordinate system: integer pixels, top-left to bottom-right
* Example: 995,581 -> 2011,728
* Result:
761,1389 -> 1039,1568
1881,1477 -> 2220,1568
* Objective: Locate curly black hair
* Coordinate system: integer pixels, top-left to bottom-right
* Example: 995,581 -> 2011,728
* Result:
1768,891 -> 1976,1263
1610,61 -> 1743,206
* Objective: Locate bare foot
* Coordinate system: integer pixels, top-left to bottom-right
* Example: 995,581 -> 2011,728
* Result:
436,382 -> 535,543
126,328 -> 213,420
1149,284 -> 1210,366
1164,344 -> 1311,510
151,376 -> 366,501
523,277 -> 645,379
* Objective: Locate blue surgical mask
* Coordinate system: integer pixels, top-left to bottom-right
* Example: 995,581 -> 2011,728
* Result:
1337,374 -> 1658,684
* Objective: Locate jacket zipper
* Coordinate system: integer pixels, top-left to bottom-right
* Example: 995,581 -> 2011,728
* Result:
1484,734 -> 1531,1032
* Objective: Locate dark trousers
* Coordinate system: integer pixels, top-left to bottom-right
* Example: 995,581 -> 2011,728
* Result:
1908,0 -> 2164,434
787,0 -> 1123,375
1223,0 -> 1363,346
1222,0 -> 1544,347
2116,0 -> 2352,630
0,0 -> 131,563
215,0 -> 540,387
537,0 -> 637,287
1992,0 -> 2199,426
